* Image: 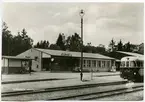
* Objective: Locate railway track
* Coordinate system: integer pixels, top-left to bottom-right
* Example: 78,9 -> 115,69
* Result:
50,85 -> 143,100
2,80 -> 127,97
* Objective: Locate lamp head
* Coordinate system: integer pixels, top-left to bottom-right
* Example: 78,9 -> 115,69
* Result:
79,9 -> 85,18
51,58 -> 54,62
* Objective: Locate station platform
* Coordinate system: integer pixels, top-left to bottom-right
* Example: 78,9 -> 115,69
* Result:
2,74 -> 127,93
2,71 -> 120,83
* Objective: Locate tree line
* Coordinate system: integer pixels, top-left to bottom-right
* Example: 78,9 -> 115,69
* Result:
2,22 -> 33,56
33,33 -> 107,54
34,33 -> 143,55
108,39 -> 143,54
2,22 -> 144,56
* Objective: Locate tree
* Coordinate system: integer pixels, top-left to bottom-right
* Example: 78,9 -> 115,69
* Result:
2,22 -> 33,56
56,33 -> 65,50
96,44 -> 106,54
66,33 -> 81,52
46,41 -> 49,48
130,44 -> 138,52
12,28 -> 33,55
117,40 -> 123,51
34,42 -> 40,48
108,39 -> 116,52
34,40 -> 49,49
65,36 -> 71,50
138,43 -> 144,54
49,44 -> 61,50
21,29 -> 33,50
82,43 -> 106,54
83,42 -> 92,53
42,40 -> 46,48
2,22 -> 13,55
124,42 -> 131,52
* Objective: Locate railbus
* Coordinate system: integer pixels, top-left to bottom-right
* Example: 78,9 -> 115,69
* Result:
120,56 -> 144,82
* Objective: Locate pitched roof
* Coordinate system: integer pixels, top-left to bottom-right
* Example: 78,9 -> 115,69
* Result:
34,48 -> 114,60
116,51 -> 144,57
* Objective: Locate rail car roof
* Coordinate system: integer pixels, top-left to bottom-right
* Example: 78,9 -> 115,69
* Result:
121,56 -> 144,61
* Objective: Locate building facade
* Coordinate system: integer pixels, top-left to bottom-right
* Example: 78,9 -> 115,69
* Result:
2,56 -> 32,74
17,48 -> 115,72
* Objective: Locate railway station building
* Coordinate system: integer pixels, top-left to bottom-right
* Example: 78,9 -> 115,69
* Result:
17,48 -> 115,72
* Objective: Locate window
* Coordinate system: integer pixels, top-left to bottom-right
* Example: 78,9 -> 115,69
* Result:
130,61 -> 136,67
92,60 -> 96,67
140,61 -> 143,67
87,60 -> 91,67
121,61 -> 125,67
133,61 -> 137,67
136,61 -> 140,67
107,61 -> 110,67
102,61 -> 105,68
83,60 -> 86,67
136,61 -> 143,67
130,61 -> 133,67
98,61 -> 101,68
22,61 -> 28,67
35,56 -> 38,61
126,61 -> 129,67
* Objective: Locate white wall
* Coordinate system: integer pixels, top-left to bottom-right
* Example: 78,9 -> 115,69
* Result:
2,58 -> 8,67
17,48 -> 42,71
9,59 -> 21,67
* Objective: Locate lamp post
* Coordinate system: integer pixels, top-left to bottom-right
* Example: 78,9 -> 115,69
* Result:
79,9 -> 85,81
50,58 -> 54,72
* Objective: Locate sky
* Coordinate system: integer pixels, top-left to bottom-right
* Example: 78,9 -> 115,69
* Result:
2,2 -> 144,48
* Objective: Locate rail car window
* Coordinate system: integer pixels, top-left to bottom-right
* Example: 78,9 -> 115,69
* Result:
121,61 -> 125,67
140,61 -> 143,67
130,61 -> 136,67
137,61 -> 143,67
126,61 -> 129,67
133,61 -> 137,67
136,61 -> 141,67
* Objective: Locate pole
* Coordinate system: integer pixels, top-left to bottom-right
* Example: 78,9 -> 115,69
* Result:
91,67 -> 93,80
80,17 -> 83,81
29,60 -> 32,75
